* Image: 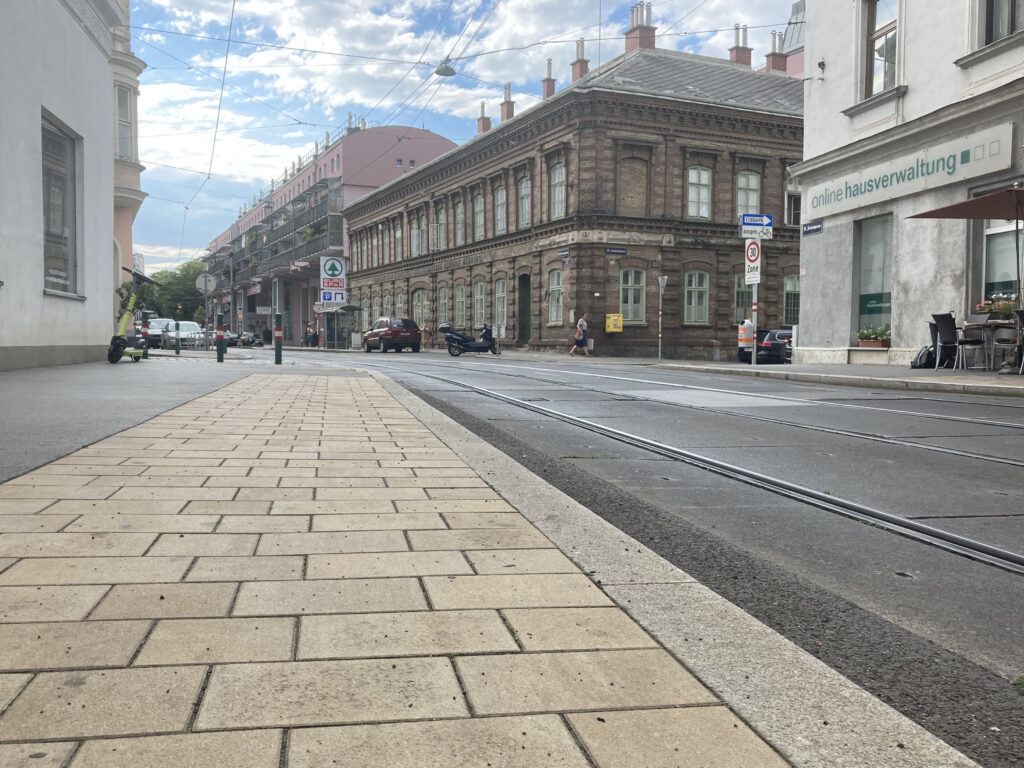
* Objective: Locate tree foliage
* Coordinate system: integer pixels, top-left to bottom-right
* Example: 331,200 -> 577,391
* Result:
135,261 -> 208,321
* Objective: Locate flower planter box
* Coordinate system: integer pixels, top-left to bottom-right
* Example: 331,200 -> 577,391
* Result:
858,339 -> 890,348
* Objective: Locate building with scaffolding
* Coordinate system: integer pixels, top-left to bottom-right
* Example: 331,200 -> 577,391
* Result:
203,121 -> 455,345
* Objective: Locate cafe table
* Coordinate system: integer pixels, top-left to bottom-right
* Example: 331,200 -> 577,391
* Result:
963,316 -> 1017,371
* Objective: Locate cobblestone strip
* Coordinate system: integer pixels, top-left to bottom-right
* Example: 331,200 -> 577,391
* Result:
0,373 -> 788,768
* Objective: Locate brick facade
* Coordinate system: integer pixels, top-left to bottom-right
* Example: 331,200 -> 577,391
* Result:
346,48 -> 803,359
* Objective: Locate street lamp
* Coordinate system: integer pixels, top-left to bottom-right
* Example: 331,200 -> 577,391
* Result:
658,275 -> 668,361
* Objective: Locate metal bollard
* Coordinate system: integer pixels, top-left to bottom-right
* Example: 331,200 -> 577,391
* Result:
175,321 -> 181,355
274,313 -> 283,365
141,321 -> 149,359
216,314 -> 224,363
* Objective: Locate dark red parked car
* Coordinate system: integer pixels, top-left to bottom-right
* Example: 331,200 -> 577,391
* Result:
362,317 -> 421,352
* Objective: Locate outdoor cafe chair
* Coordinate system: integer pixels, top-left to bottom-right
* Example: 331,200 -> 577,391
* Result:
932,312 -> 982,371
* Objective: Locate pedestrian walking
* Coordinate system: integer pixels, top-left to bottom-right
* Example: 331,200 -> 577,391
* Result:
569,313 -> 590,357
304,323 -> 314,348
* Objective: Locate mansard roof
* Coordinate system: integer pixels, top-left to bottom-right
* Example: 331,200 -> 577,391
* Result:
572,46 -> 803,117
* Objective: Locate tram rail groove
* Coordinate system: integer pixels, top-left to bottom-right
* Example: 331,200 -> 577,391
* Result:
362,362 -> 1024,577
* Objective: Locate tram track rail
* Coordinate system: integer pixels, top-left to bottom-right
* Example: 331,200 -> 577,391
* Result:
348,357 -> 1024,576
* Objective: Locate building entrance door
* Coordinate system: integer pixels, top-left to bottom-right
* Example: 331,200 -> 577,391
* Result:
517,273 -> 531,344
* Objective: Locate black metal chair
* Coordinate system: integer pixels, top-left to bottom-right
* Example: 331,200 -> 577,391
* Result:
931,313 -> 981,371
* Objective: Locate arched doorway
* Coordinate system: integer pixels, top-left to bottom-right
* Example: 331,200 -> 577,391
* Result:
516,273 -> 531,345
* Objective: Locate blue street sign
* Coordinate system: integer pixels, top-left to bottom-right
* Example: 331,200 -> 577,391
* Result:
741,213 -> 773,227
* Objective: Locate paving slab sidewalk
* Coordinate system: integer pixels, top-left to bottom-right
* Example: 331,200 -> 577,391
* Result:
0,372 -> 978,768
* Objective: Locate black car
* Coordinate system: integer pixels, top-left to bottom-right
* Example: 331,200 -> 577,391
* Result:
756,329 -> 793,363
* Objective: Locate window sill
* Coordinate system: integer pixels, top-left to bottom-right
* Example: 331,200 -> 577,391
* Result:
841,85 -> 907,118
43,289 -> 86,301
955,29 -> 1024,68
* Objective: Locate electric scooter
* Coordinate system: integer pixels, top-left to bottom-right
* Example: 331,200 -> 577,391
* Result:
439,322 -> 501,356
107,267 -> 162,364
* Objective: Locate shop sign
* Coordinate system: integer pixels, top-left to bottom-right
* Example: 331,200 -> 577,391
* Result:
804,123 -> 1012,219
859,293 -> 891,315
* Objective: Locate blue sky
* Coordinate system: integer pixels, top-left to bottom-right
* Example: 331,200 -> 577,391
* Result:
130,0 -> 801,273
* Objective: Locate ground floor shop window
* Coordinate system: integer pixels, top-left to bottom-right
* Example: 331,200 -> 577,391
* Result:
620,268 -> 645,322
548,269 -> 563,323
857,214 -> 892,332
784,274 -> 801,326
733,274 -> 752,324
684,270 -> 709,324
984,220 -> 1021,299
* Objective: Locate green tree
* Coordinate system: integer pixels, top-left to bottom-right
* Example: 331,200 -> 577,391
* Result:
149,261 -> 206,319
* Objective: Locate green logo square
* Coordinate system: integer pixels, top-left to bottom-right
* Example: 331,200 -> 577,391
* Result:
960,149 -> 971,164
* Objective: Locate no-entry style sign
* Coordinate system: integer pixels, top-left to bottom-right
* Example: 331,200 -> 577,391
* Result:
744,239 -> 761,285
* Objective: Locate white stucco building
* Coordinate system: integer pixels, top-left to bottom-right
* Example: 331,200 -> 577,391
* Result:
0,0 -> 134,370
791,1 -> 1023,364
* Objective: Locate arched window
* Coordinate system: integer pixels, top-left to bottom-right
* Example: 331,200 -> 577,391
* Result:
494,279 -> 507,330
687,165 -> 712,219
684,270 -> 710,324
474,281 -> 485,327
494,186 -> 507,235
517,176 -> 531,228
371,229 -> 379,266
383,295 -> 392,318
372,296 -> 381,320
620,268 -> 645,322
394,219 -> 403,261
438,286 -> 449,324
736,171 -> 761,218
361,299 -> 369,329
549,163 -> 565,219
548,269 -> 563,324
455,285 -> 466,327
473,193 -> 485,241
454,200 -> 465,245
412,289 -> 427,326
395,293 -> 404,317
435,206 -> 447,250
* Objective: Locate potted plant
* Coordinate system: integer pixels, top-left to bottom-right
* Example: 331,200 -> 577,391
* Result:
856,323 -> 890,347
974,293 -> 1017,319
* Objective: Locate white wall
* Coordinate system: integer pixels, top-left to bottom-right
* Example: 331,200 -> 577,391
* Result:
0,0 -> 121,369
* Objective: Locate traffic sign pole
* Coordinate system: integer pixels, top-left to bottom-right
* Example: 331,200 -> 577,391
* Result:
274,313 -> 283,365
752,288 -> 758,368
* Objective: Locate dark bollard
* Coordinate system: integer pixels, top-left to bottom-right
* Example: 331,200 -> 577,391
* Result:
274,313 -> 282,365
216,314 -> 225,363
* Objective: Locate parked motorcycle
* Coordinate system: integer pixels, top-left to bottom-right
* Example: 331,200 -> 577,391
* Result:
439,322 -> 501,356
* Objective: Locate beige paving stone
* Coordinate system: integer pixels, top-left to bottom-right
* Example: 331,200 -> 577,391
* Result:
315,467 -> 413,477
183,500 -> 270,515
90,582 -> 237,619
311,513 -> 444,531
427,489 -> 505,500
148,533 -> 258,557
222,458 -> 287,467
315,487 -> 427,501
0,556 -> 192,585
187,555 -> 303,582
280,477 -> 386,488
442,512 -> 535,529
233,578 -> 426,616
235,487 -> 314,502
0,620 -> 149,671
64,514 -> 219,533
194,657 -> 467,730
259,451 -> 320,460
84,475 -> 208,488
396,499 -> 516,514
0,585 -> 109,622
379,460 -> 467,468
287,714 -> 590,768
255,530 -> 407,555
0,499 -> 54,514
56,455 -> 132,465
458,649 -> 717,715
0,558 -> 14,573
307,551 -> 473,579
0,514 -> 77,532
70,729 -> 283,768
411,467 -> 476,477
247,467 -> 319,478
567,707 -> 790,768
503,607 -> 660,651
134,617 -> 294,665
217,515 -> 310,533
424,573 -> 612,610
409,528 -> 553,552
203,475 -> 280,487
298,609 -> 517,659
7,474 -> 100,486
0,742 -> 77,767
386,478 -> 487,489
30,465 -> 143,476
465,549 -> 580,574
43,499 -> 187,515
0,487 -> 110,500
109,487 -> 237,501
0,665 -> 206,740
164,449 -> 262,459
0,673 -> 30,710
0,532 -> 156,558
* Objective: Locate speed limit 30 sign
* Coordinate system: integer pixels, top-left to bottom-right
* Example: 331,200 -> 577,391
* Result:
744,239 -> 761,285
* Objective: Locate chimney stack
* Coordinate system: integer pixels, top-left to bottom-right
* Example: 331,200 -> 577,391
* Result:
625,2 -> 656,53
729,23 -> 752,67
571,38 -> 589,82
765,30 -> 788,73
542,58 -> 555,99
500,83 -> 515,121
476,102 -> 492,134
